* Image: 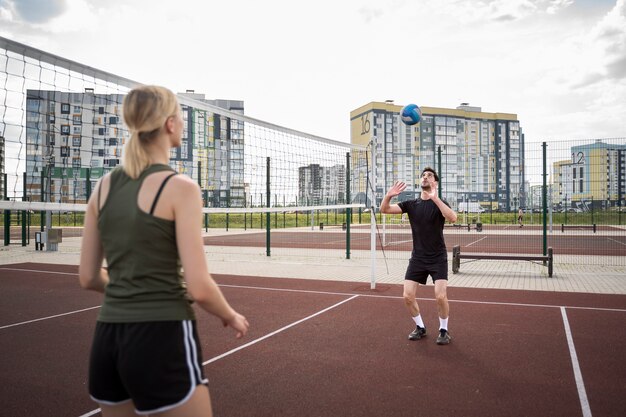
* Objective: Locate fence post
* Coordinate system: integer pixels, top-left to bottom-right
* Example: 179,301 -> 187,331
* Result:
3,173 -> 9,246
346,152 -> 351,260
22,172 -> 27,246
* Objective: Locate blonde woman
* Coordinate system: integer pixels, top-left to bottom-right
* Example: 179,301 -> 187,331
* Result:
79,85 -> 249,416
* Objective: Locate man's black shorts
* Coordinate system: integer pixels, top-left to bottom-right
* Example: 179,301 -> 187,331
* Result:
89,320 -> 207,415
404,253 -> 448,284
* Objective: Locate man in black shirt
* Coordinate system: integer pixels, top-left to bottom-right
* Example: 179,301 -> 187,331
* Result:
380,167 -> 457,345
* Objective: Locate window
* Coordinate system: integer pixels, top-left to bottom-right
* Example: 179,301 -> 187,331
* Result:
61,103 -> 70,114
98,106 -> 105,114
73,115 -> 82,125
109,116 -> 119,124
72,136 -> 81,147
61,125 -> 70,135
73,106 -> 81,113
48,114 -> 55,124
60,146 -> 70,157
72,158 -> 81,168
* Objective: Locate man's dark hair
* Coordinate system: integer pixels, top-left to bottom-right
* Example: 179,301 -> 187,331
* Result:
422,167 -> 439,182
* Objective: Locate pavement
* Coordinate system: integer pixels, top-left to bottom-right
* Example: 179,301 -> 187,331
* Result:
1,230 -> 625,295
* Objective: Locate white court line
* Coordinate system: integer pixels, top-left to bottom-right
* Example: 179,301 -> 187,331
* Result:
607,237 -> 626,247
0,306 -> 101,330
384,239 -> 412,246
0,267 -> 99,331
464,236 -> 488,247
561,307 -> 592,417
0,267 -> 77,276
219,283 -> 626,313
78,295 -> 359,417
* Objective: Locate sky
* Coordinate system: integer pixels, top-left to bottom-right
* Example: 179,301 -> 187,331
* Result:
1,0 -> 625,145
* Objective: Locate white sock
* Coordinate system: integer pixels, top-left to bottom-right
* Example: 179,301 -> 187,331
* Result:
439,317 -> 448,331
412,314 -> 424,328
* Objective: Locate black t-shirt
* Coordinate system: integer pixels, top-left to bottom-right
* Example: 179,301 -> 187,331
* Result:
398,197 -> 450,259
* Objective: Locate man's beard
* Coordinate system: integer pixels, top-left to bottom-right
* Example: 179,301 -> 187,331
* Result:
421,183 -> 431,191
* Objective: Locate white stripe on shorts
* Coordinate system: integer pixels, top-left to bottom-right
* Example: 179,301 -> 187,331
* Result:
185,321 -> 205,384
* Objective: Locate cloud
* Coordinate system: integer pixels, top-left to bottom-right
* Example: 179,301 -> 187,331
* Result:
492,13 -> 517,21
9,0 -> 67,23
587,0 -> 626,81
606,54 -> 626,79
438,0 -> 574,23
358,6 -> 384,23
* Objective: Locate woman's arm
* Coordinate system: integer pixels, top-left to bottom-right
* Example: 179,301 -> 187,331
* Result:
78,179 -> 108,292
173,177 -> 249,338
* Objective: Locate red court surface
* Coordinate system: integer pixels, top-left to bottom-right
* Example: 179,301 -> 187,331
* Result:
203,228 -> 626,256
1,263 -> 625,417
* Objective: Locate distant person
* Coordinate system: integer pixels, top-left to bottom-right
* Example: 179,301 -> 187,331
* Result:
380,168 -> 458,345
518,208 -> 524,228
79,85 -> 249,416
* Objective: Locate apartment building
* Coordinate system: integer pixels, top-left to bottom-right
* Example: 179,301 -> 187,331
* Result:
298,163 -> 346,205
25,89 -> 126,203
24,89 -> 245,207
350,101 -> 523,211
178,92 -> 245,208
553,140 -> 626,211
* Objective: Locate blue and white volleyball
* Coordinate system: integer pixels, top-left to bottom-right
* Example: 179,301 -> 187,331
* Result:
400,103 -> 422,126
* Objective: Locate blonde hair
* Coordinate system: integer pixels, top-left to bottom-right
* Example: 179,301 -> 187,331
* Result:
122,85 -> 179,179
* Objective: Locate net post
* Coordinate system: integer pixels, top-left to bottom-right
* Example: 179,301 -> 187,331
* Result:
542,142 -> 547,256
370,137 -> 377,290
22,172 -> 27,246
266,157 -> 270,257
40,170 -> 45,232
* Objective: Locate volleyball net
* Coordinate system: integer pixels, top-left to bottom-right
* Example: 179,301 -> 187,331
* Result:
0,37 -> 369,208
2,36 -> 625,276
0,36 -> 376,255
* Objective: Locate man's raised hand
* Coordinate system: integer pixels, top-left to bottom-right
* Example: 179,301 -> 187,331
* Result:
387,181 -> 407,197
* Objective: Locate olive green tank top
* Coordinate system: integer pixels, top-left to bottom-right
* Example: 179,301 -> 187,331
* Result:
97,164 -> 195,322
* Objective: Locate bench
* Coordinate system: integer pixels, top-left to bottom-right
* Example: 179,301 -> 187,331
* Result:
561,224 -> 596,233
452,245 -> 553,277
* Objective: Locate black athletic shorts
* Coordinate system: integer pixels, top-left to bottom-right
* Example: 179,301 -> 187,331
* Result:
89,320 -> 207,415
404,253 -> 448,285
